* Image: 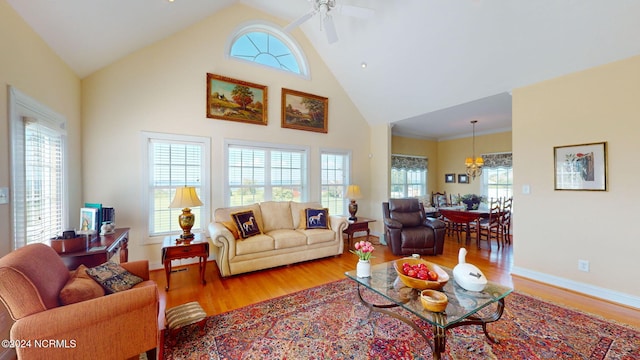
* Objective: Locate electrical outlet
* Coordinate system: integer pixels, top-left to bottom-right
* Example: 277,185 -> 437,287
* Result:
578,259 -> 590,272
0,187 -> 9,204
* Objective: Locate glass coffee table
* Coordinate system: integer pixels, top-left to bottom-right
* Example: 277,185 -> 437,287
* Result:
345,260 -> 512,360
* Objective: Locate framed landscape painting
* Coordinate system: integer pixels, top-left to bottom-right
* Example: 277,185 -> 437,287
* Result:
281,88 -> 328,133
554,141 -> 607,191
206,73 -> 267,125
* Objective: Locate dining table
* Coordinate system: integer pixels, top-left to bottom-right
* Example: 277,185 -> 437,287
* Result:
437,206 -> 492,245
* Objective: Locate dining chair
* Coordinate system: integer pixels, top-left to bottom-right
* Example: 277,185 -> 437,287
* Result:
431,191 -> 448,208
477,201 -> 502,249
500,197 -> 513,245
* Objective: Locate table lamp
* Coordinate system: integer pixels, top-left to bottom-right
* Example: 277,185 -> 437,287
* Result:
345,184 -> 362,221
169,186 -> 203,242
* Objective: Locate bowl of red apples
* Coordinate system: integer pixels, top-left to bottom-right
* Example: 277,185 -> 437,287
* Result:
393,258 -> 449,290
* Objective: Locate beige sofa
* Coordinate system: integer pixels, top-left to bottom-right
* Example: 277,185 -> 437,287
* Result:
208,201 -> 348,277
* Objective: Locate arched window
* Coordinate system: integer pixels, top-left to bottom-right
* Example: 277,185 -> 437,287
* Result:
227,22 -> 309,78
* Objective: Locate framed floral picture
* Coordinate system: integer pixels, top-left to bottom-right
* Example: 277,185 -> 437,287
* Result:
281,88 -> 328,133
554,142 -> 607,191
206,73 -> 267,125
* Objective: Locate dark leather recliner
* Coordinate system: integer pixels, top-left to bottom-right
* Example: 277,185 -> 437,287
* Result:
382,198 -> 446,256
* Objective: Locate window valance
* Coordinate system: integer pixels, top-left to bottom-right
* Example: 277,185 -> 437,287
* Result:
481,152 -> 512,168
391,155 -> 428,171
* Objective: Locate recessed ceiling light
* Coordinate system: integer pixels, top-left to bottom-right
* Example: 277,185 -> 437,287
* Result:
361,62 -> 367,69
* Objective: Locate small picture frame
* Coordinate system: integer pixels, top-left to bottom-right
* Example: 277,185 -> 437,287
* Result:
554,142 -> 607,191
458,174 -> 469,184
79,207 -> 98,234
445,173 -> 456,183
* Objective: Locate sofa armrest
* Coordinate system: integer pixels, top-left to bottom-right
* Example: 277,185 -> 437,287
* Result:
11,282 -> 159,360
383,217 -> 403,229
208,222 -> 236,277
329,215 -> 348,234
120,260 -> 150,281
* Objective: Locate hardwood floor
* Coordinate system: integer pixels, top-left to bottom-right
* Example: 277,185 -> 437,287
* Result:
150,234 -> 640,329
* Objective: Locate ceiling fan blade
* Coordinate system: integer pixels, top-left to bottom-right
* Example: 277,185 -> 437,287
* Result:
284,10 -> 316,32
323,15 -> 338,44
335,4 -> 374,18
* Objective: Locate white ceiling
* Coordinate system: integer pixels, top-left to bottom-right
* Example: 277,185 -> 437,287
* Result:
7,0 -> 640,140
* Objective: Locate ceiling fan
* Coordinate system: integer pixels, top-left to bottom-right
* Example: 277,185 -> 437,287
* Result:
284,0 -> 374,44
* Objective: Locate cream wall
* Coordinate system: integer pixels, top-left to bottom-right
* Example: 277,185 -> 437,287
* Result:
513,55 -> 640,306
0,0 -> 82,258
81,4 -> 371,267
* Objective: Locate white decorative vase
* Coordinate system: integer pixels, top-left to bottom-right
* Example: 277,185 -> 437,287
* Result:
356,259 -> 371,278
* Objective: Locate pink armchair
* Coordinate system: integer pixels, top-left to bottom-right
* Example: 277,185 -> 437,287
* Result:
0,243 -> 159,360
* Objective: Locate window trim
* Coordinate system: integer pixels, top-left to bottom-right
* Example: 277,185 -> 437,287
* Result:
141,131 -> 211,244
225,20 -> 310,79
9,86 -> 69,249
224,139 -> 310,206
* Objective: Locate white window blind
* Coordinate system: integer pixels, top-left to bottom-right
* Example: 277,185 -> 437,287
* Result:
320,151 -> 350,216
143,132 -> 210,241
10,86 -> 68,249
227,142 -> 307,206
22,118 -> 65,244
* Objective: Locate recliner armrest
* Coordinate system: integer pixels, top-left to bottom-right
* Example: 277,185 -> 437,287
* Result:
383,218 -> 403,229
424,218 -> 445,230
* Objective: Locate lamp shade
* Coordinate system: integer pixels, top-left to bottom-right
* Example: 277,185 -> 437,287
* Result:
345,185 -> 362,200
169,186 -> 203,209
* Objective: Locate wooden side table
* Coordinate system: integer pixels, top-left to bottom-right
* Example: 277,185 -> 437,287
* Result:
343,217 -> 376,250
55,228 -> 129,270
161,233 -> 209,291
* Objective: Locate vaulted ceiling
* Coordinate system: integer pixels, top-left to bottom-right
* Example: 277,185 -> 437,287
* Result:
7,0 -> 640,139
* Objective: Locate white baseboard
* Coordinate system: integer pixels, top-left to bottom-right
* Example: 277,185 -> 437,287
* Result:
511,266 -> 640,309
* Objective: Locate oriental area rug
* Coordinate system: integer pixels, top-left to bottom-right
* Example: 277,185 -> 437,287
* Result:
163,279 -> 640,359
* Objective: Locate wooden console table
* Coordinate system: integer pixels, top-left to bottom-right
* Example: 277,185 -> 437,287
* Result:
57,228 -> 129,270
343,217 -> 376,250
161,233 -> 209,291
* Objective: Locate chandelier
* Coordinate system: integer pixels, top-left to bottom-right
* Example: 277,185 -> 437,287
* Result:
465,120 -> 484,180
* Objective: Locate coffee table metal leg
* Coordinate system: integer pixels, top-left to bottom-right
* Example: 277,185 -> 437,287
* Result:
356,285 -> 446,359
446,297 -> 506,344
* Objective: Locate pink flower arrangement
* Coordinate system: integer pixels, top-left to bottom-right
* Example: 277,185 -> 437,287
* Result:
350,240 -> 375,261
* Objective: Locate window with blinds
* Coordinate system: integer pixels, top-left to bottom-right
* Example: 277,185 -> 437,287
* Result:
23,119 -> 65,244
144,132 -> 210,239
390,155 -> 427,198
10,86 -> 68,249
320,151 -> 350,216
227,142 -> 307,206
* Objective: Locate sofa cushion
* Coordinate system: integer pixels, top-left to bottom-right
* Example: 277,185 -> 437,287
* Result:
232,210 -> 262,239
235,234 -> 275,255
260,201 -> 293,232
304,208 -> 330,229
268,229 -> 307,249
59,264 -> 105,305
297,228 -> 336,245
86,261 -> 144,294
291,201 -> 323,228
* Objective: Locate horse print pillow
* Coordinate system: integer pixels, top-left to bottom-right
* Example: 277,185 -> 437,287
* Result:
231,210 -> 261,239
305,208 -> 330,230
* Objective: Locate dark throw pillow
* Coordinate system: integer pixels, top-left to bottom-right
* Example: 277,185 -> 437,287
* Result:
305,208 -> 330,229
231,210 -> 261,239
85,261 -> 143,294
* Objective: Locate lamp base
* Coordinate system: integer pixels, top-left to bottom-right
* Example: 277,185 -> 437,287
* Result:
178,207 -> 196,242
348,201 -> 358,221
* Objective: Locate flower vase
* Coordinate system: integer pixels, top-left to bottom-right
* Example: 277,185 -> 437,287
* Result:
356,259 -> 371,278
